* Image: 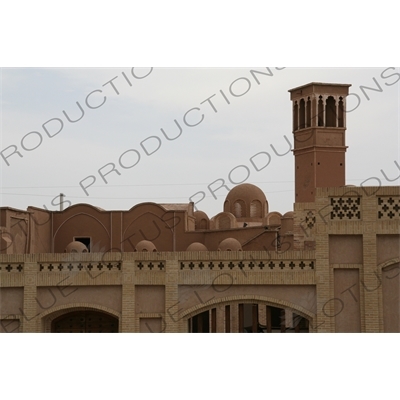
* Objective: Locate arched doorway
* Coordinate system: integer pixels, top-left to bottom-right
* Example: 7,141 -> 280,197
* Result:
51,310 -> 118,333
188,303 -> 309,333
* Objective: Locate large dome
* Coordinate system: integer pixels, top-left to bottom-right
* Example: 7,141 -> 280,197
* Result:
224,183 -> 268,219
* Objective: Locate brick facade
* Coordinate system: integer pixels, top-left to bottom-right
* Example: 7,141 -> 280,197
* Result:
1,82 -> 399,333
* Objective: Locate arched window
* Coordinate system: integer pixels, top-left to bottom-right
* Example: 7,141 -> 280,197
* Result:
250,200 -> 262,218
234,200 -> 245,218
293,101 -> 298,131
299,99 -> 305,129
318,96 -> 324,126
306,97 -> 311,127
326,96 -> 336,127
188,304 -> 309,333
338,97 -> 344,127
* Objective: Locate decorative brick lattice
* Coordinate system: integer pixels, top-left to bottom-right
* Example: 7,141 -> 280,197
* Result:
0,263 -> 23,272
378,197 -> 400,219
39,262 -> 122,272
137,262 -> 164,271
179,260 -> 314,271
330,197 -> 361,220
304,211 -> 316,229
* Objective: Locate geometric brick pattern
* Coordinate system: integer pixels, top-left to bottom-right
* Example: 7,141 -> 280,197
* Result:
39,262 -> 122,272
137,261 -> 165,271
0,263 -> 23,272
378,197 -> 400,219
304,211 -> 316,229
180,260 -> 315,271
330,197 -> 361,220
2,185 -> 399,333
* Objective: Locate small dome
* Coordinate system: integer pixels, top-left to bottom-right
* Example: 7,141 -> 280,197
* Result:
65,241 -> 88,253
135,240 -> 157,252
283,211 -> 295,218
281,212 -> 294,234
210,212 -> 236,230
218,238 -> 242,251
186,242 -> 208,251
266,211 -> 282,226
224,183 -> 268,218
194,211 -> 209,230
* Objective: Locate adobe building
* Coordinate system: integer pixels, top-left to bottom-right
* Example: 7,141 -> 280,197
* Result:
1,82 -> 399,333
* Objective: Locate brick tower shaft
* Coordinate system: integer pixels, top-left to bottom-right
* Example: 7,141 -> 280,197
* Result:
289,82 -> 351,203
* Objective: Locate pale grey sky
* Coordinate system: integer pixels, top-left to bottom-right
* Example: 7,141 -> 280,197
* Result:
1,67 -> 399,218
1,2 -> 399,395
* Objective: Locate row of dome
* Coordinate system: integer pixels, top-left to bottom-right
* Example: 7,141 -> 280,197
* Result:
65,238 -> 243,253
63,184 -> 291,253
193,183 -> 294,230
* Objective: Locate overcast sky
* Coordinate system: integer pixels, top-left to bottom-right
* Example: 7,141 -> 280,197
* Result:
1,3 -> 399,389
1,67 -> 399,218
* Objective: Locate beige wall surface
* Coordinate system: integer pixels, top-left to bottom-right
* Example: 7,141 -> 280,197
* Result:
36,285 -> 122,314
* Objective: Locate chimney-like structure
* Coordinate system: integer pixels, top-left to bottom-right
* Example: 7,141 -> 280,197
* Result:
289,82 -> 351,203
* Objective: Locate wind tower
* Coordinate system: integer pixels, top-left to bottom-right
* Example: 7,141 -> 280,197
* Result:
289,82 -> 351,203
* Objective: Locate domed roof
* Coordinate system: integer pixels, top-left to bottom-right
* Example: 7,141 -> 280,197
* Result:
135,240 -> 157,252
283,211 -> 295,218
186,242 -> 208,251
218,238 -> 242,251
225,183 -> 267,204
65,241 -> 88,253
224,183 -> 268,218
266,211 -> 282,226
194,210 -> 210,230
194,210 -> 209,220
